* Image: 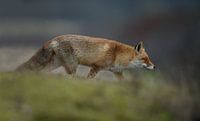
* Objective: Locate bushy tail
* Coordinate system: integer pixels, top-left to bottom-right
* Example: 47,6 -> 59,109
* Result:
16,46 -> 55,72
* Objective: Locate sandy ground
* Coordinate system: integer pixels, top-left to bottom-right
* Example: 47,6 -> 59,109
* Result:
0,47 -> 116,80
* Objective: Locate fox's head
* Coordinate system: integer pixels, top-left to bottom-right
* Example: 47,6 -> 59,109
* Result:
128,41 -> 155,70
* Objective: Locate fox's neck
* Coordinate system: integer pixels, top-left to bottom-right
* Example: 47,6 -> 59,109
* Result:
114,44 -> 135,66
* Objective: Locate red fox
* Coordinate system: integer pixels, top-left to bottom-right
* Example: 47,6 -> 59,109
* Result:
16,34 -> 155,80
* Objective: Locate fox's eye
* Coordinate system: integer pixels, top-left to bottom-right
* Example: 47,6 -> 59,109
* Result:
141,58 -> 146,61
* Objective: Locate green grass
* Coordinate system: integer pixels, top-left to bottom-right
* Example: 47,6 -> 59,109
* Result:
0,72 -> 194,121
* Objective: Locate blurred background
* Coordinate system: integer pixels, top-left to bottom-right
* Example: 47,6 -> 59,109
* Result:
0,0 -> 200,121
0,0 -> 200,82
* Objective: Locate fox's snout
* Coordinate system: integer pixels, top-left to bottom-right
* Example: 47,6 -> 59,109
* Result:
129,60 -> 155,70
143,63 -> 155,70
141,59 -> 155,70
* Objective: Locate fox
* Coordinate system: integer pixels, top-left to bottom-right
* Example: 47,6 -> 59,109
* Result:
16,34 -> 155,80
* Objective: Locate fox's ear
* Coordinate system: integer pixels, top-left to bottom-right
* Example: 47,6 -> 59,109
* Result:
135,41 -> 144,52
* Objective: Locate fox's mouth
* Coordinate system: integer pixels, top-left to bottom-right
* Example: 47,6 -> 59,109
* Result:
142,63 -> 155,70
128,61 -> 155,70
144,65 -> 155,70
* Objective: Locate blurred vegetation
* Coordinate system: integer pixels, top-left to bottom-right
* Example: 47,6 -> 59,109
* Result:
0,72 -> 198,121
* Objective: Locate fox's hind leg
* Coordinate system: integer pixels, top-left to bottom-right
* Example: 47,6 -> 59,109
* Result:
54,45 -> 78,76
62,62 -> 78,75
43,55 -> 62,72
59,54 -> 78,75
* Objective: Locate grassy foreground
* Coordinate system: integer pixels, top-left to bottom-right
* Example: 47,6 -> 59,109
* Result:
0,72 -> 194,121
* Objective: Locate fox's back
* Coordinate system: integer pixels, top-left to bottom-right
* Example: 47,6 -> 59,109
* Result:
50,35 -> 122,65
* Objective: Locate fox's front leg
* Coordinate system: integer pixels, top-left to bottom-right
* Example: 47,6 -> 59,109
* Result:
87,66 -> 100,78
113,71 -> 124,80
